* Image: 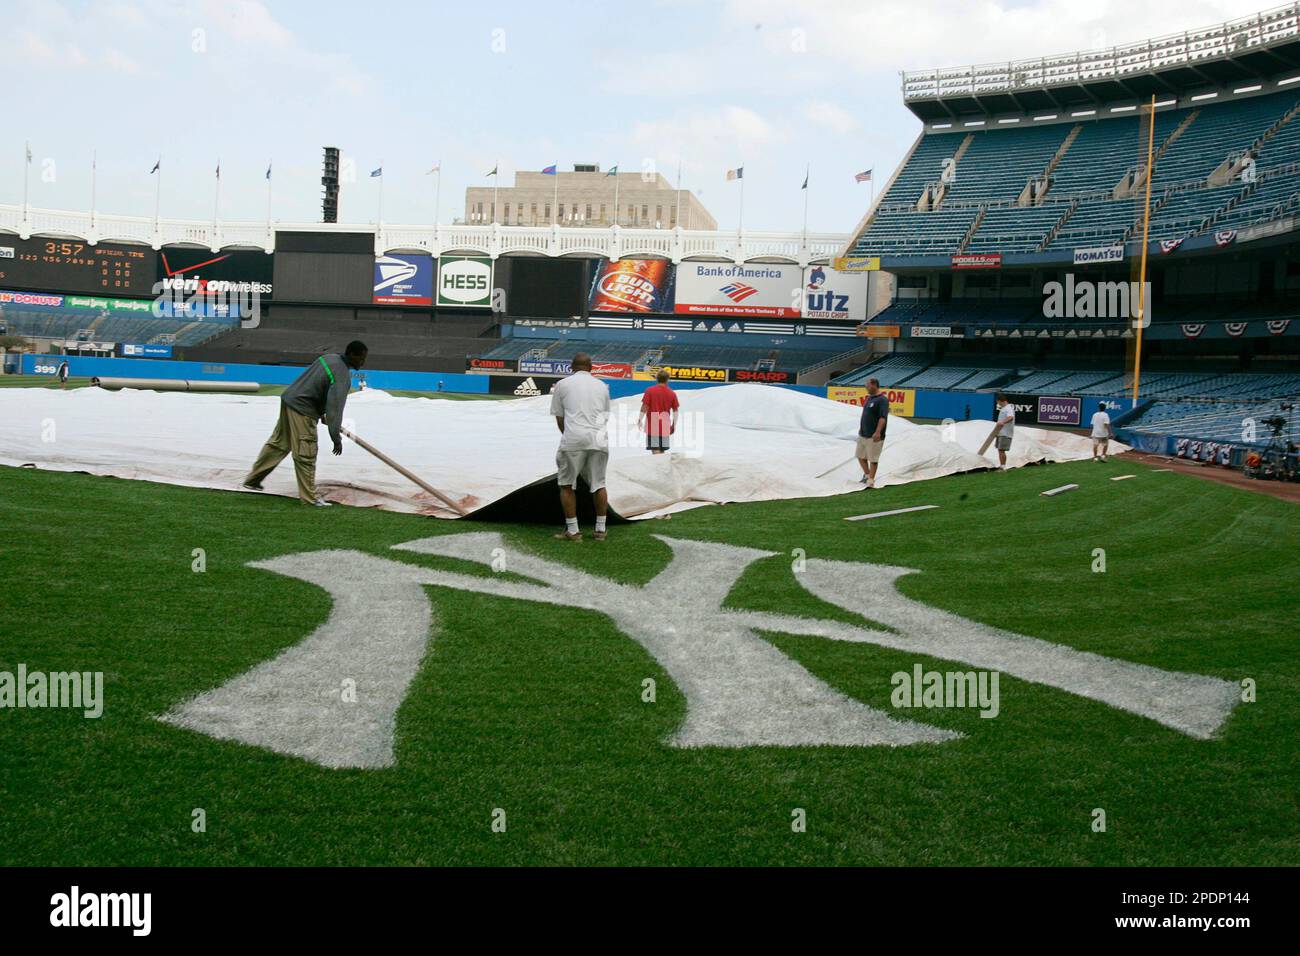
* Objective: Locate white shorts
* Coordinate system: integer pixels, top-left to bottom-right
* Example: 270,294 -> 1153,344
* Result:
855,435 -> 884,464
1092,434 -> 1110,442
556,448 -> 609,490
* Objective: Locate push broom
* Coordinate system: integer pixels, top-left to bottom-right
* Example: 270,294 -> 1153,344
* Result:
341,427 -> 468,516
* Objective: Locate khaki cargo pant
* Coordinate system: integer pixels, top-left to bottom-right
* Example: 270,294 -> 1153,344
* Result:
246,402 -> 320,503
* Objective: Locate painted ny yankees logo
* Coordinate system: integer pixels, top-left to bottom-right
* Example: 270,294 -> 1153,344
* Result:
161,533 -> 1240,768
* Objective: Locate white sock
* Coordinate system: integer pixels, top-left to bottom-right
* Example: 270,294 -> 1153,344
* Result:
595,515 -> 607,532
565,517 -> 578,534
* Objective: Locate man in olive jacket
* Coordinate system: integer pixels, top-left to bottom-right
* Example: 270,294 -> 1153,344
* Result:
244,341 -> 368,506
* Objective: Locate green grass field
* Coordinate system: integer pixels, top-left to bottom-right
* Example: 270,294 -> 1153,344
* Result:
1,460 -> 1295,866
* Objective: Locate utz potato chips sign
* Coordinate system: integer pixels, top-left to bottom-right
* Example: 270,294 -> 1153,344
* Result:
588,259 -> 675,313
803,265 -> 869,322
437,256 -> 494,309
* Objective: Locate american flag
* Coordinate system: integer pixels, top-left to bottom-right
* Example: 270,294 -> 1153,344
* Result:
855,169 -> 873,183
726,167 -> 743,181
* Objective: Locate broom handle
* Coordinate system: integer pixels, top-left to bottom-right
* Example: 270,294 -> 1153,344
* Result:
341,427 -> 467,516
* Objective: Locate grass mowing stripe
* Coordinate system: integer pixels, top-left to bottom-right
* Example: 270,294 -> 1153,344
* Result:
0,460 -> 1295,865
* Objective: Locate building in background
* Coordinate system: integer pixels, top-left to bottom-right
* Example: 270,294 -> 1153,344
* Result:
463,165 -> 717,230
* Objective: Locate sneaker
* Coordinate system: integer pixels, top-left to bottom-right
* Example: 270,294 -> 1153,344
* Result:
242,480 -> 264,491
859,476 -> 873,486
308,497 -> 332,507
592,530 -> 607,541
553,530 -> 582,541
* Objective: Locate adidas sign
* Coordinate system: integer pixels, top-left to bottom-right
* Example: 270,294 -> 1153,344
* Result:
514,377 -> 542,397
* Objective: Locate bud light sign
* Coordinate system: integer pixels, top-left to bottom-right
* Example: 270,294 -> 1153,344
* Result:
588,259 -> 675,313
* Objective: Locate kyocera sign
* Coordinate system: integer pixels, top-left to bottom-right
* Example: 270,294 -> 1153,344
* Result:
437,257 -> 493,308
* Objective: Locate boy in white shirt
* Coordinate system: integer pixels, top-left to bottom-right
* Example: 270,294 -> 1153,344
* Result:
549,353 -> 612,541
1091,402 -> 1113,462
994,394 -> 1016,469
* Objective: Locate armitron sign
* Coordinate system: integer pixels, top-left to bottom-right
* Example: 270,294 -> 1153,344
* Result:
651,365 -> 729,382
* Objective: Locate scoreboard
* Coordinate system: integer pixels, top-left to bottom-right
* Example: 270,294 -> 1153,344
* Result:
0,238 -> 156,296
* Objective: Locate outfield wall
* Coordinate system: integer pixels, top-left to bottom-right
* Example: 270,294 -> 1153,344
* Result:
20,354 -> 490,394
17,353 -> 1062,422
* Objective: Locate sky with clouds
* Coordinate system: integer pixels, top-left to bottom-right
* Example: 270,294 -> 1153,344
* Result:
1,0 -> 1279,234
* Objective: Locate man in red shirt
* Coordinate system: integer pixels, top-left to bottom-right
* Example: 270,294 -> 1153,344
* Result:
638,370 -> 679,454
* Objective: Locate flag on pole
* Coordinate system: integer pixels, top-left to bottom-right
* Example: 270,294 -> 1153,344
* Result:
370,166 -> 383,178
215,161 -> 221,180
426,163 -> 440,174
801,168 -> 809,190
266,163 -> 272,180
486,165 -> 498,177
854,169 -> 873,183
541,164 -> 557,175
26,144 -> 33,164
150,158 -> 161,174
606,165 -> 618,176
726,167 -> 744,181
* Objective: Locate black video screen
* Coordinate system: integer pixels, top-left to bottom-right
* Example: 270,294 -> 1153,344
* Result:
273,251 -> 373,304
502,257 -> 593,317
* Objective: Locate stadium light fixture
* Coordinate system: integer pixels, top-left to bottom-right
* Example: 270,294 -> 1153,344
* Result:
1234,84 -> 1262,94
998,118 -> 1020,124
1033,114 -> 1058,121
1277,75 -> 1300,85
1110,105 -> 1137,113
1154,98 -> 1178,107
1071,109 -> 1097,117
932,122 -> 953,129
964,120 -> 986,127
1191,92 -> 1219,101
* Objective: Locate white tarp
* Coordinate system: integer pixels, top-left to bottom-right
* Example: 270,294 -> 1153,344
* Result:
0,383 -> 1122,518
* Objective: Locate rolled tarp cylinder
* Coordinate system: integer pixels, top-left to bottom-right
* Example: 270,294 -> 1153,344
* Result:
91,377 -> 261,394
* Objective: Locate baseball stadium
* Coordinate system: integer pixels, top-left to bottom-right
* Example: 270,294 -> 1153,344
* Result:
0,0 -> 1295,909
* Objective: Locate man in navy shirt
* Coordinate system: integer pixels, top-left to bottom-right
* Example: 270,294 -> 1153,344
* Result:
856,377 -> 888,488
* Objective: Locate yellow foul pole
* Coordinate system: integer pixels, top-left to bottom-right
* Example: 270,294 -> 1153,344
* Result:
1132,94 -> 1157,406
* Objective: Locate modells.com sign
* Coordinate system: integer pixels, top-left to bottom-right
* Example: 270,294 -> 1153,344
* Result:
437,256 -> 493,309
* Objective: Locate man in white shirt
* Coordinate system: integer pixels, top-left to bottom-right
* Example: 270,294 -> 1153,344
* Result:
994,394 -> 1016,469
1091,402 -> 1113,462
549,353 -> 612,541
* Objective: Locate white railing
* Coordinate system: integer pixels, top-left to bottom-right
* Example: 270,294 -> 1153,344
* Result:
902,2 -> 1300,100
0,203 -> 847,265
